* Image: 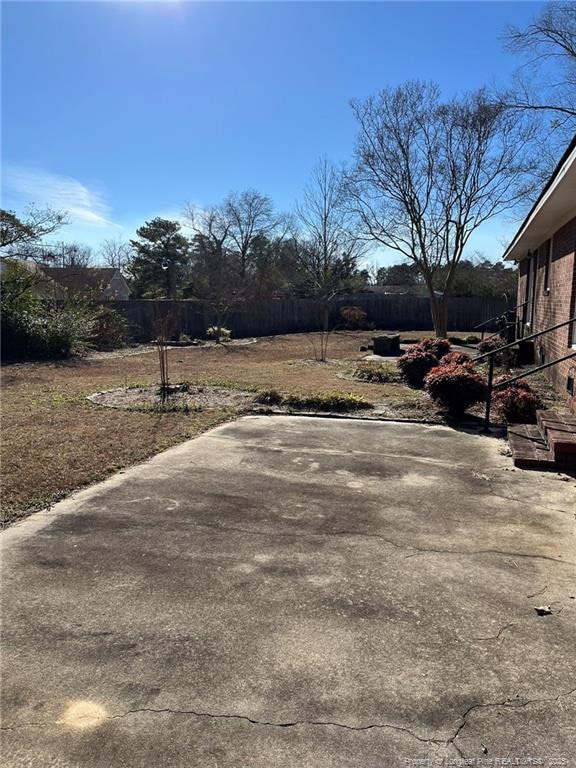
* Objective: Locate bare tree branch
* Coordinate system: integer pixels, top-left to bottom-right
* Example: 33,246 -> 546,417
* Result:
347,81 -> 539,336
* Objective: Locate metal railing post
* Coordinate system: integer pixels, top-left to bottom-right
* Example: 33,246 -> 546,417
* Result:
483,355 -> 494,433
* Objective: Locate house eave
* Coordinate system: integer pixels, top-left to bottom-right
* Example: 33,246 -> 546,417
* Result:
503,136 -> 576,263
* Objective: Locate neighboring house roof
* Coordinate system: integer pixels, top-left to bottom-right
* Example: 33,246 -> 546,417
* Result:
0,257 -> 67,299
42,266 -> 130,299
504,134 -> 576,262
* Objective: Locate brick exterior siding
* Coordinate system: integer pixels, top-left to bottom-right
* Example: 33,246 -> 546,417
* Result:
516,216 -> 576,411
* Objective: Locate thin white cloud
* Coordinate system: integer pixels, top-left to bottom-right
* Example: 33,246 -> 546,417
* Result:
2,165 -> 119,228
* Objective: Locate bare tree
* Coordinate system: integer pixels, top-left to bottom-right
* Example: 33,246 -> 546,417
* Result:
223,190 -> 282,281
99,238 -> 132,272
503,1 -> 576,125
1,205 -> 67,251
38,241 -> 94,268
294,157 -> 365,360
348,82 -> 539,337
183,204 -> 240,334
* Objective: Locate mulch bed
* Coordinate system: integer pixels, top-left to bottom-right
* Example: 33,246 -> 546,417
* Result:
89,385 -> 257,411
87,384 -> 443,423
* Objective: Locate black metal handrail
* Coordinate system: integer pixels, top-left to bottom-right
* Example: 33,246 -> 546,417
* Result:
481,317 -> 521,345
476,316 -> 576,361
479,315 -> 576,431
474,300 -> 527,339
493,352 -> 576,390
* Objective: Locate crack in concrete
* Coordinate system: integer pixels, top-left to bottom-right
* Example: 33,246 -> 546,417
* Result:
487,488 -> 573,518
0,708 -> 444,749
486,480 -> 574,518
4,689 -> 575,747
472,623 -> 516,643
446,687 -> 576,758
527,585 -> 548,598
187,519 -> 575,566
111,708 -> 442,745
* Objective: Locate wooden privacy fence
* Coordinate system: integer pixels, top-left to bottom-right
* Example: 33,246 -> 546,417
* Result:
110,294 -> 511,342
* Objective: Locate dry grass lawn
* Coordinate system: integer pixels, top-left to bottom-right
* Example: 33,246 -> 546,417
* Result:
1,330 -> 472,526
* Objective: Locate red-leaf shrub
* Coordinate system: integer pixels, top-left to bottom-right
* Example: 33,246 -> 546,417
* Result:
477,336 -> 503,355
477,336 -> 517,367
417,337 -> 452,359
439,350 -> 474,367
493,379 -> 543,423
424,363 -> 487,415
397,349 -> 439,387
493,375 -> 532,391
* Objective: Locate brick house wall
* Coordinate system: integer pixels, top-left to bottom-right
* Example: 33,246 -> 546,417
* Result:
516,215 -> 576,411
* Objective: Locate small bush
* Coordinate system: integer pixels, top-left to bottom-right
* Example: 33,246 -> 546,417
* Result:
417,337 -> 452,359
6,303 -> 96,359
91,305 -> 129,350
424,364 -> 487,415
254,389 -> 284,406
206,326 -> 231,342
397,349 -> 439,387
1,263 -> 129,359
477,336 -> 504,355
464,335 -> 480,344
493,378 -> 543,423
477,336 -> 517,367
128,401 -> 202,414
340,305 -> 367,330
283,391 -> 373,412
354,362 -> 403,383
439,350 -> 474,367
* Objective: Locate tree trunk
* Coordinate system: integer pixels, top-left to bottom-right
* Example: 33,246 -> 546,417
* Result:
319,297 -> 330,362
427,288 -> 448,338
321,299 -> 329,334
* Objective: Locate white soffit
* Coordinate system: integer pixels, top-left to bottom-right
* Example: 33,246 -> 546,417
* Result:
504,144 -> 576,262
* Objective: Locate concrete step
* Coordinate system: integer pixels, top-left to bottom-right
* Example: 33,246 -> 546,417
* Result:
507,423 -> 555,469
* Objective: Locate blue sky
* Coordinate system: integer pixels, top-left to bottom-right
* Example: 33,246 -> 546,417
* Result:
2,1 -> 547,264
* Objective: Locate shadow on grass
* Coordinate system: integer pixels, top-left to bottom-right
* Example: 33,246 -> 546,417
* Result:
1,355 -> 95,370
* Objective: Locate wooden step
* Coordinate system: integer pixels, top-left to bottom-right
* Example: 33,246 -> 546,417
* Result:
536,410 -> 576,463
537,409 -> 576,430
507,424 -> 555,469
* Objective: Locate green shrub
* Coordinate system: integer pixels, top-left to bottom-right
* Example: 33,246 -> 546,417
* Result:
3,301 -> 95,359
1,263 -> 129,359
397,349 -> 439,387
128,401 -> 202,414
464,335 -> 480,344
424,363 -> 487,415
354,362 -> 403,383
91,305 -> 129,350
254,389 -> 284,406
35,303 -> 96,357
283,391 -> 372,412
1,261 -> 42,359
340,305 -> 367,330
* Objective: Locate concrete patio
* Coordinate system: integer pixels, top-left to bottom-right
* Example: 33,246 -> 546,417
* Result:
1,416 -> 575,767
